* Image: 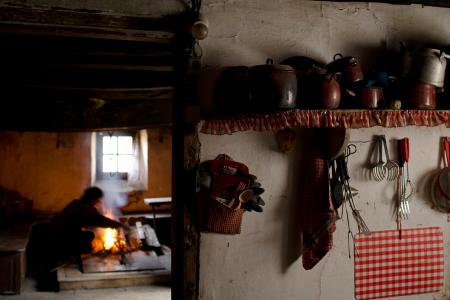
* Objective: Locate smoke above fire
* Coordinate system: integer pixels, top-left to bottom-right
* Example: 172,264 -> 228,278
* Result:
94,181 -> 130,218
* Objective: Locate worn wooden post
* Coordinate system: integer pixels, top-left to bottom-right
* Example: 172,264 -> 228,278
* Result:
171,11 -> 201,299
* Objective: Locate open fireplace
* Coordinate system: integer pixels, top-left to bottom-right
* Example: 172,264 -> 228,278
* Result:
56,212 -> 171,290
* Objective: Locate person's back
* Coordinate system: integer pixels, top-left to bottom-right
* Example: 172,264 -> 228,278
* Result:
50,198 -> 121,236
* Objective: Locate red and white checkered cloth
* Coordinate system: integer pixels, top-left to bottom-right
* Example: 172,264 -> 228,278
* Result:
354,227 -> 444,300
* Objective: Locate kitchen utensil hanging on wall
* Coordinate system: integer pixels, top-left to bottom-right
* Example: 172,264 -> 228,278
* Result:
330,159 -> 344,211
397,138 -> 413,221
323,127 -> 350,160
431,137 -> 450,213
336,150 -> 370,235
381,135 -> 399,181
371,136 -> 386,181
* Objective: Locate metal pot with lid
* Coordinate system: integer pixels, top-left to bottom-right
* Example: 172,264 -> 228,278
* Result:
250,58 -> 297,111
405,47 -> 450,88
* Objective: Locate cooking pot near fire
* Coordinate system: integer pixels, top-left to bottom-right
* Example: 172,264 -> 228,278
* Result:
250,59 -> 297,111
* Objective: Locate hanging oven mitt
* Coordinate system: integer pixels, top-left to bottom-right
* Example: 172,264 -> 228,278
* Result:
243,185 -> 265,212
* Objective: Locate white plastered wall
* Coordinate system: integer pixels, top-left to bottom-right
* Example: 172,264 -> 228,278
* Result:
199,126 -> 450,300
197,1 -> 450,299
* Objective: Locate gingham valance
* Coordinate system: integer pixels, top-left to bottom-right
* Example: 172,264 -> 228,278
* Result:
200,110 -> 450,135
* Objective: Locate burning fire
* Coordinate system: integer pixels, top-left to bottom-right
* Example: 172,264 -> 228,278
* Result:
91,210 -> 127,254
103,228 -> 118,250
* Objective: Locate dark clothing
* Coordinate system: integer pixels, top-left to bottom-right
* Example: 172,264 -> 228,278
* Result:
27,199 -> 122,287
47,199 -> 122,258
49,199 -> 122,235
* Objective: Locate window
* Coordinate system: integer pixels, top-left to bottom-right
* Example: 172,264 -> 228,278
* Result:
97,132 -> 133,180
92,130 -> 148,192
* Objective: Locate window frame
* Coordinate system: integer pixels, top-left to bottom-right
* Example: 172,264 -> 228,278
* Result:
95,131 -> 135,181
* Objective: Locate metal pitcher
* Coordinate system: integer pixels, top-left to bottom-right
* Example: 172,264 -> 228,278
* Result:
409,48 -> 450,88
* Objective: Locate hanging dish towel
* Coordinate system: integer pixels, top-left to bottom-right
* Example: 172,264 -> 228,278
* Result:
301,143 -> 336,270
354,227 -> 444,300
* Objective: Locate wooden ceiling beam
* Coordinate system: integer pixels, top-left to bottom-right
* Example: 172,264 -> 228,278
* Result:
21,86 -> 174,101
0,6 -> 174,31
34,63 -> 174,72
0,23 -> 174,43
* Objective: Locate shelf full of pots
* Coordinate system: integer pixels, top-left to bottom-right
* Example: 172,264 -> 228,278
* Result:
196,45 -> 450,120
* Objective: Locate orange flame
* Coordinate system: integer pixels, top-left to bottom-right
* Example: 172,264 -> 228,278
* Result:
91,209 -> 127,253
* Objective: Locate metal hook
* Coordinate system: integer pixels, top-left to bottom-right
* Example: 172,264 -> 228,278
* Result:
344,144 -> 357,157
192,40 -> 203,58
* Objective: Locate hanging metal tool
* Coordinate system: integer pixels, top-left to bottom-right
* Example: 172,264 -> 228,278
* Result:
371,136 -> 386,181
381,135 -> 400,181
397,138 -> 413,220
337,146 -> 370,235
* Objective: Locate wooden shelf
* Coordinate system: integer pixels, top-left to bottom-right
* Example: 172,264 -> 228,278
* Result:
200,109 -> 450,135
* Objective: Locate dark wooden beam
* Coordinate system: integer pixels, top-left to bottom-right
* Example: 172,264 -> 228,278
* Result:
31,63 -> 173,72
0,67 -> 174,89
20,86 -> 174,103
0,95 -> 173,131
0,6 -> 176,43
0,23 -> 174,43
0,32 -> 175,54
0,6 -> 174,31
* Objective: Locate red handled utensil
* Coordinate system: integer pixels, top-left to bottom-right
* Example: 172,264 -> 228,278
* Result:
397,138 -> 412,239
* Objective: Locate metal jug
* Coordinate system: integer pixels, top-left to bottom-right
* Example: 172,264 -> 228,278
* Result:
409,48 -> 450,88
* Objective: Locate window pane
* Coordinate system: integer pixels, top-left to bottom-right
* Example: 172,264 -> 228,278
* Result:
118,136 -> 133,154
103,137 -> 117,154
118,155 -> 132,173
103,155 -> 118,172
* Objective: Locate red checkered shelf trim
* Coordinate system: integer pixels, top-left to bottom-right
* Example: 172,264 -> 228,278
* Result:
354,227 -> 444,300
201,110 -> 450,135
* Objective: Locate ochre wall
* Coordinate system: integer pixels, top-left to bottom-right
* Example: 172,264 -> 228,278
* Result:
0,128 -> 171,214
125,127 -> 173,213
0,132 -> 91,213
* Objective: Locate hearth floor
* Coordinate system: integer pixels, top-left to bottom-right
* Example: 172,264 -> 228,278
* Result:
0,277 -> 171,300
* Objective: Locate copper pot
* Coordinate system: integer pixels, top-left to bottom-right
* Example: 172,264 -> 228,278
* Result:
320,74 -> 341,109
409,82 -> 436,109
361,86 -> 384,109
327,53 -> 364,83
